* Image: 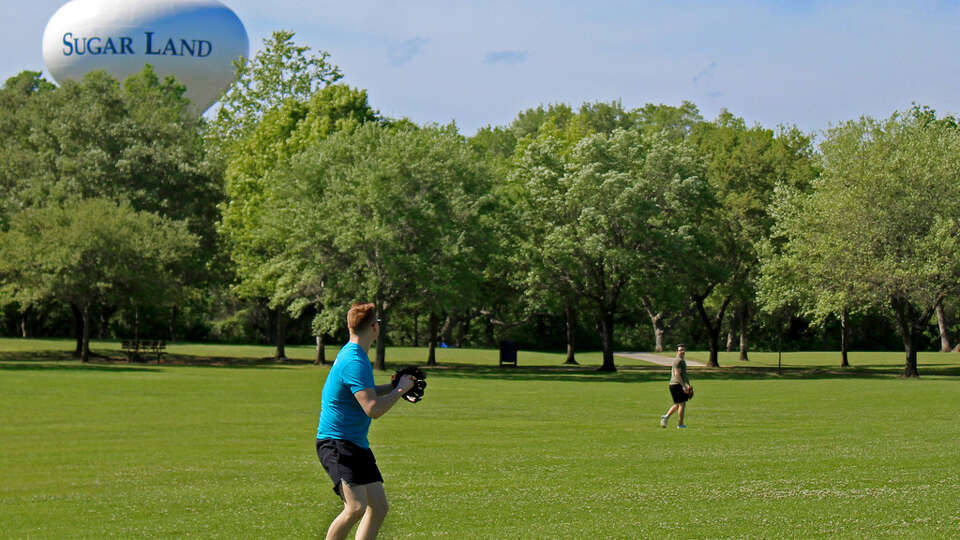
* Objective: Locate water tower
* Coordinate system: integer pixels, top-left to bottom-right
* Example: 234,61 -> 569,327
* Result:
42,0 -> 249,114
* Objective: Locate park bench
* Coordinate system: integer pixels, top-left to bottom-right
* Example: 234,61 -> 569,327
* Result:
121,340 -> 166,363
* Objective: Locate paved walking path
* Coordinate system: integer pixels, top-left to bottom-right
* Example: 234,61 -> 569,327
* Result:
615,352 -> 706,367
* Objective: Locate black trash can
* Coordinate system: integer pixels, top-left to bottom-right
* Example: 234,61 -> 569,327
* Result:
499,340 -> 518,367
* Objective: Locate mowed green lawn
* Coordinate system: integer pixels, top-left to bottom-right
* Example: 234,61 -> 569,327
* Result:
2,338 -> 959,539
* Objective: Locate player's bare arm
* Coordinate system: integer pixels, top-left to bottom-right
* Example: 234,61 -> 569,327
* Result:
354,375 -> 416,419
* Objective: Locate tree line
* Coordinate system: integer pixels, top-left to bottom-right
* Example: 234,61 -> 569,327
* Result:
2,31 -> 958,376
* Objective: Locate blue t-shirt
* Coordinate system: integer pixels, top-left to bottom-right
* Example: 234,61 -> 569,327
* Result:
317,342 -> 376,448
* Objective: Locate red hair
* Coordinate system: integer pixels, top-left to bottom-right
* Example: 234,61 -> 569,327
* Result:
347,303 -> 376,332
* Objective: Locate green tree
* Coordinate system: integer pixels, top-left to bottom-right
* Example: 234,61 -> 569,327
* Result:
208,30 -> 343,153
266,123 -> 493,370
512,128 -> 712,371
0,72 -> 58,330
0,71 -> 55,228
1,67 -> 216,221
469,125 -> 518,181
500,101 -> 636,363
208,30 -> 355,358
761,109 -> 960,376
758,183 -> 858,366
218,84 -> 378,357
633,100 -> 703,142
510,103 -> 576,140
0,67 -> 220,347
688,111 -> 817,366
503,100 -> 713,359
0,199 -> 197,361
458,131 -> 536,358
504,115 -> 590,363
576,100 -> 636,133
629,101 -> 706,351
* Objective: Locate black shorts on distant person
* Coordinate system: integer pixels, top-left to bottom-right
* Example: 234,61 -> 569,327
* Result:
669,383 -> 689,404
316,438 -> 384,497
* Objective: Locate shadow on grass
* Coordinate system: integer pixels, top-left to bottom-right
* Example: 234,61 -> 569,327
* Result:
0,350 -> 313,372
417,363 -> 960,382
3,350 -> 957,380
0,350 -> 159,372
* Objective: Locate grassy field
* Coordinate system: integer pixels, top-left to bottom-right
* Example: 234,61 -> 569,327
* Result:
2,338 -> 959,538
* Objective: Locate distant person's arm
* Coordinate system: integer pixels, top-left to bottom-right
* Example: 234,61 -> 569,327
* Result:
674,363 -> 691,391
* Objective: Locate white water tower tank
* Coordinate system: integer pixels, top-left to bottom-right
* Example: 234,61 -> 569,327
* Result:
42,0 -> 249,114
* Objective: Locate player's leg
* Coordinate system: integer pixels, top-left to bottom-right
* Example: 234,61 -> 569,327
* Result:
664,403 -> 678,417
661,402 -> 677,427
677,402 -> 686,426
355,481 -> 389,540
666,384 -> 687,419
326,480 -> 368,540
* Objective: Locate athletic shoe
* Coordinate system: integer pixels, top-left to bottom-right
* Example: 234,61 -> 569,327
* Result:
677,424 -> 687,429
659,415 -> 668,428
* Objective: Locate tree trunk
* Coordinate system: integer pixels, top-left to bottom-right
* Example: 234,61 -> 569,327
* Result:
456,315 -> 469,348
935,301 -> 952,352
440,313 -> 454,346
901,333 -> 919,379
738,303 -> 749,362
374,300 -> 386,371
134,305 -> 140,343
640,297 -> 666,353
653,323 -> 665,353
315,334 -> 326,365
427,312 -> 438,366
413,312 -> 419,348
485,316 -> 497,348
693,291 -> 730,368
706,325 -> 722,367
169,305 -> 177,342
840,308 -> 850,367
564,299 -> 578,365
890,296 -> 920,377
598,310 -> 617,372
72,304 -> 83,357
81,304 -> 91,363
273,308 -> 288,359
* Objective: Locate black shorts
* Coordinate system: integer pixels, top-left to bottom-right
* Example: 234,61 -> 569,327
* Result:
669,383 -> 689,404
316,438 -> 384,497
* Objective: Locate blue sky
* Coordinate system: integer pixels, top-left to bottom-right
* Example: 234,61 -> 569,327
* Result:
5,0 -> 960,137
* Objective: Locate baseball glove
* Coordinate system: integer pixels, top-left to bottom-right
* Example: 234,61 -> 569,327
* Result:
686,386 -> 694,400
391,366 -> 427,403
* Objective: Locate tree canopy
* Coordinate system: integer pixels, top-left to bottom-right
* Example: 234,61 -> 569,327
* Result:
759,109 -> 960,376
259,122 -> 493,369
0,199 -> 197,361
3,35 -> 958,371
511,126 -> 712,371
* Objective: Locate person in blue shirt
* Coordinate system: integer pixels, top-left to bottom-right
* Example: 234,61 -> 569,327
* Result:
316,302 -> 417,540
